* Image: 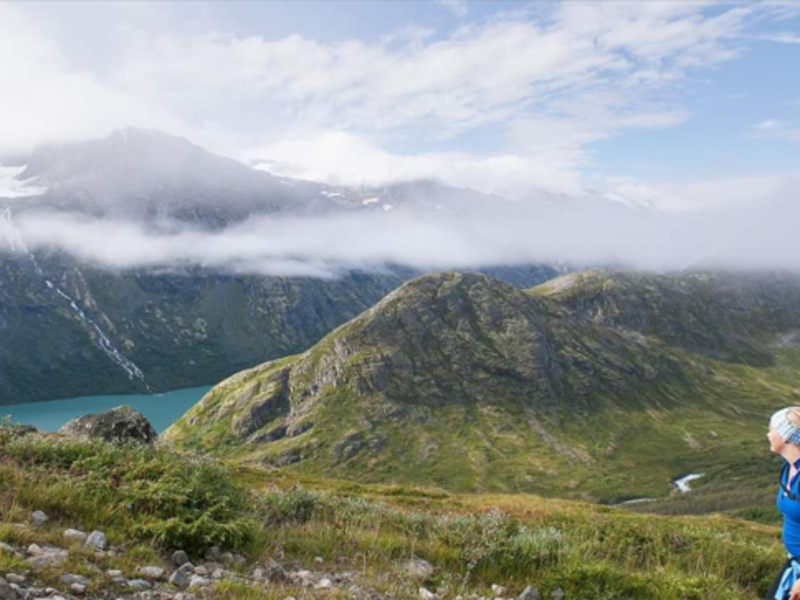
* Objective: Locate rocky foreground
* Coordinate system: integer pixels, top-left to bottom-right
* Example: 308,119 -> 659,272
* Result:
0,407 -> 786,599
0,508 -> 562,600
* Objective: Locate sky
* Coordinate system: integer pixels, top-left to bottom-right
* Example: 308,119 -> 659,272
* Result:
1,0 -> 799,213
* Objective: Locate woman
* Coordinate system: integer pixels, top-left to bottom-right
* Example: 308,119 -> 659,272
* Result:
765,407 -> 800,600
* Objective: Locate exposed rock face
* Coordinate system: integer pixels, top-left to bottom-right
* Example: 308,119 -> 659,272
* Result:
167,269 -> 800,497
59,406 -> 157,445
532,270 -> 800,366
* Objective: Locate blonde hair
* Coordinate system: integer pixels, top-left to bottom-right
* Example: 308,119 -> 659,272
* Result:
787,408 -> 800,429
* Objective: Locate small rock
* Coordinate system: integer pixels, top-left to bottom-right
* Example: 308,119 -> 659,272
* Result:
264,559 -> 287,582
26,544 -> 42,556
518,588 -> 541,600
171,550 -> 190,567
29,511 -> 49,526
204,546 -> 221,561
420,588 -> 439,600
169,570 -> 189,589
0,542 -> 15,555
550,589 -> 565,600
63,529 -> 88,543
106,570 -> 123,578
85,531 -> 107,550
292,569 -> 315,587
232,554 -> 246,566
402,558 -> 435,581
126,579 -> 152,590
26,547 -> 68,569
0,577 -> 17,600
221,552 -> 234,563
252,568 -> 266,580
61,574 -> 90,586
4,576 -> 24,586
138,567 -> 165,581
193,566 -> 209,576
211,569 -> 225,581
70,584 -> 86,596
313,556 -> 324,564
316,578 -> 333,590
179,562 -> 196,574
188,576 -> 210,588
492,585 -> 507,597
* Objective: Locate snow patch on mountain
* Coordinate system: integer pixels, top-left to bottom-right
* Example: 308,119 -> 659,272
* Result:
0,164 -> 48,198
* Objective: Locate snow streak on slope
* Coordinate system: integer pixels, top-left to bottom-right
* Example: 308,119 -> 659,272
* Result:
1,207 -> 149,386
0,165 -> 48,198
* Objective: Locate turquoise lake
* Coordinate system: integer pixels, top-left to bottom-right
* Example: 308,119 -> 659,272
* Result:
0,386 -> 211,433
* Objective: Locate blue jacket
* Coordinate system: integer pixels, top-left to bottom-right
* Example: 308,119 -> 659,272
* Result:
777,457 -> 800,556
774,457 -> 800,599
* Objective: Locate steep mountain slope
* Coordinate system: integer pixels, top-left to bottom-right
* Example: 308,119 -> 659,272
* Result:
0,251 -> 405,403
167,270 -> 800,501
0,130 -> 559,404
531,269 -> 800,365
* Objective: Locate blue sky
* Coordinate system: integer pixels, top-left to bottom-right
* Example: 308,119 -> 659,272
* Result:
1,1 -> 799,210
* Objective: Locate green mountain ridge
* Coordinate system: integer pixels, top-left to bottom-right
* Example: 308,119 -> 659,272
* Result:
167,269 -> 800,508
0,245 -> 556,405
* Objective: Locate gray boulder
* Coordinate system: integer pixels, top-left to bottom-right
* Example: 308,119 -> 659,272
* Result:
63,528 -> 88,542
169,570 -> 190,589
171,550 -> 190,567
29,511 -> 49,525
59,406 -> 157,445
85,531 -> 108,550
0,577 -> 17,600
518,587 -> 541,600
401,557 -> 435,581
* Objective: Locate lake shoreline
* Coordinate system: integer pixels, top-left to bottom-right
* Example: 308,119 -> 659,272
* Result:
0,386 -> 211,433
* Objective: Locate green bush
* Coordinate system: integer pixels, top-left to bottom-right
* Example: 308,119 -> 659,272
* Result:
0,434 -> 257,554
260,486 -> 322,525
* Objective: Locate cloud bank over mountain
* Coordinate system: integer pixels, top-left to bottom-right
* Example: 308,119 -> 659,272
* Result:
4,182 -> 800,278
1,1 -> 798,209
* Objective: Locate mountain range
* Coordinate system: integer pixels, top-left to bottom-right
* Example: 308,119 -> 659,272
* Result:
166,269 -> 800,505
0,129 -> 560,404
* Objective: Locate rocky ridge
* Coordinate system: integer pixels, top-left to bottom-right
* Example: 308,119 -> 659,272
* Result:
166,269 -> 800,500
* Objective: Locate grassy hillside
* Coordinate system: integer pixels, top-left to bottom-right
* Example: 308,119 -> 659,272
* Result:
166,270 -> 800,514
0,427 -> 787,599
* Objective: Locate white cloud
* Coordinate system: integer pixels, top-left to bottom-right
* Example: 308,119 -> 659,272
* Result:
437,0 -> 468,19
0,1 -> 797,208
0,4 -> 186,155
756,32 -> 800,44
603,173 -> 799,212
751,119 -> 800,142
247,130 -> 583,197
6,181 -> 800,277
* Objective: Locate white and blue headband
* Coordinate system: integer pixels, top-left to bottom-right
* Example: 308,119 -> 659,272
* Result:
771,408 -> 800,445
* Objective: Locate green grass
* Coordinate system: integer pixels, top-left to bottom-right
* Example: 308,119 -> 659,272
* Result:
0,429 -> 258,555
0,427 -> 790,599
